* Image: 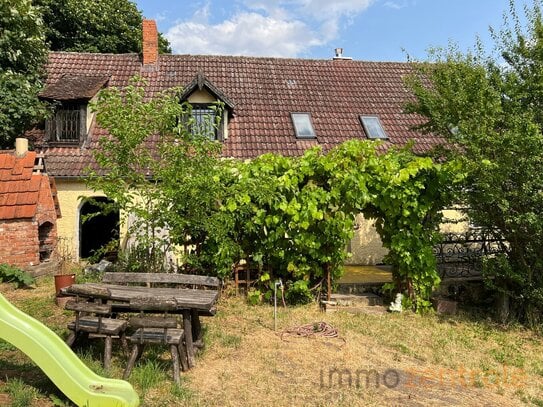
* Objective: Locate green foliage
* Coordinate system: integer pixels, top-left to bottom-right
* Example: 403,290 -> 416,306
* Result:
285,280 -> 313,305
114,242 -> 175,274
130,360 -> 168,398
2,377 -> 39,407
35,0 -> 171,53
406,0 -> 543,324
246,289 -> 262,306
230,140 -> 456,309
90,78 -> 456,311
0,263 -> 35,288
87,77 -> 181,273
0,0 -> 48,148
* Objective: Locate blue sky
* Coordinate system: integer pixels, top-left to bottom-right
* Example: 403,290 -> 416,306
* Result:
134,0 -> 530,61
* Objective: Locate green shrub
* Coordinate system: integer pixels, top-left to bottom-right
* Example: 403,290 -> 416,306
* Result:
0,263 -> 35,288
285,280 -> 313,305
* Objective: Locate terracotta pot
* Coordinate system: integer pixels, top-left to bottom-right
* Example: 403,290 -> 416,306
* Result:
54,273 -> 76,296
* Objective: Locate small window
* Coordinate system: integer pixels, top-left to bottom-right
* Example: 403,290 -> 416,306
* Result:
291,113 -> 316,139
46,103 -> 84,143
360,115 -> 387,140
190,104 -> 221,141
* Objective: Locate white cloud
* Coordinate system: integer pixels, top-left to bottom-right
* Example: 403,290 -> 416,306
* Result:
166,0 -> 375,57
383,0 -> 415,10
298,0 -> 374,20
166,12 -> 322,57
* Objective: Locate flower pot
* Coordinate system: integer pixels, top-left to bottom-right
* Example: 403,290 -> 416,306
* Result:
54,273 -> 76,296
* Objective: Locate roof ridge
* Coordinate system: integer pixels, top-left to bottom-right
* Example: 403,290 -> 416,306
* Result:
158,53 -> 411,65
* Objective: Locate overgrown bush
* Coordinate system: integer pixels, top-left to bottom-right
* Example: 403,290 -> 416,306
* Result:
89,78 -> 458,311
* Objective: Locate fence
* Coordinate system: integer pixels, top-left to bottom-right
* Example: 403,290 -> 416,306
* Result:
433,229 -> 506,280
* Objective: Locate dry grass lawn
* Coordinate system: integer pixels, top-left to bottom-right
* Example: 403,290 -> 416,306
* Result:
0,277 -> 542,406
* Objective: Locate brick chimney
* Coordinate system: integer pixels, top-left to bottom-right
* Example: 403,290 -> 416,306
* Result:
142,19 -> 158,65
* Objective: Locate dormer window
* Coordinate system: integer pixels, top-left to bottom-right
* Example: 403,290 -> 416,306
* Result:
46,103 -> 85,143
39,74 -> 110,146
291,113 -> 316,139
180,72 -> 235,143
360,115 -> 387,140
191,104 -> 219,140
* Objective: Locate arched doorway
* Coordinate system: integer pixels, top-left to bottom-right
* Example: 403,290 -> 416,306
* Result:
79,197 -> 119,259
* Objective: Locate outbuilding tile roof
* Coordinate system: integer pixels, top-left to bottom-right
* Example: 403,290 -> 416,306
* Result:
0,151 -> 41,220
31,52 -> 444,177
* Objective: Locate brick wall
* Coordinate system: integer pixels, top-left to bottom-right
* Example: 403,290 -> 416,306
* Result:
0,219 -> 40,267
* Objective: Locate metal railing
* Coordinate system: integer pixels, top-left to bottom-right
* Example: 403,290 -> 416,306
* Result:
433,229 -> 506,279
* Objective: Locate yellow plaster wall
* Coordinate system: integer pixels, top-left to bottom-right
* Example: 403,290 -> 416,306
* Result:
346,214 -> 388,265
55,179 -> 104,260
188,90 -> 215,103
440,207 -> 469,233
346,207 -> 470,265
86,95 -> 98,132
55,178 -> 468,265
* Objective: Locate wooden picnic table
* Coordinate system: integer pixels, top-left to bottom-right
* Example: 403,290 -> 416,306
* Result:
60,282 -> 219,368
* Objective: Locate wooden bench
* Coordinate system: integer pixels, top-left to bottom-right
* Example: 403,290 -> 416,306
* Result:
65,300 -> 128,370
101,272 -> 219,369
102,272 -> 220,290
123,297 -> 188,384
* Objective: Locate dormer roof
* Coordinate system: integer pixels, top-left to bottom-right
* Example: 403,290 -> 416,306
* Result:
27,52 -> 445,177
179,71 -> 235,113
40,74 -> 110,101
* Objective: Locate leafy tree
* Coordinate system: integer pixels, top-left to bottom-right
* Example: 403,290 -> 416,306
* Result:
86,77 -> 181,271
0,0 -> 48,148
35,0 -> 171,53
406,0 -> 543,324
87,77 -> 228,274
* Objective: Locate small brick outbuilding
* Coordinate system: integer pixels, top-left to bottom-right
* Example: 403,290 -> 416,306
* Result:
0,140 -> 60,268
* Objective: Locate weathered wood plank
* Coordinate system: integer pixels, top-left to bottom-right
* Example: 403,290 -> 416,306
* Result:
63,283 -> 219,311
129,328 -> 184,345
183,309 -> 195,368
102,272 -> 220,288
67,317 -> 127,335
129,296 -> 178,311
65,301 -> 111,315
61,285 -> 111,298
129,316 -> 178,329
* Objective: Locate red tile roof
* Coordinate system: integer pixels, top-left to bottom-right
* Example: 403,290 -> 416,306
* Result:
31,52 -> 444,177
0,151 -> 40,220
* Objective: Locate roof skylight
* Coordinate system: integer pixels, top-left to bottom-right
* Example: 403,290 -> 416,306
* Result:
291,113 -> 316,139
360,115 -> 387,140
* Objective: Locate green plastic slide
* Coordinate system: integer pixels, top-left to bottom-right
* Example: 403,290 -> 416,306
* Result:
0,293 -> 139,407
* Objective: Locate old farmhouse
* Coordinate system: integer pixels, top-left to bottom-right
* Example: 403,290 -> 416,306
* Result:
24,20 -> 448,264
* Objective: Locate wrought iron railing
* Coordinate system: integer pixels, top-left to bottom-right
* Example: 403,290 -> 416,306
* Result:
433,229 -> 506,279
